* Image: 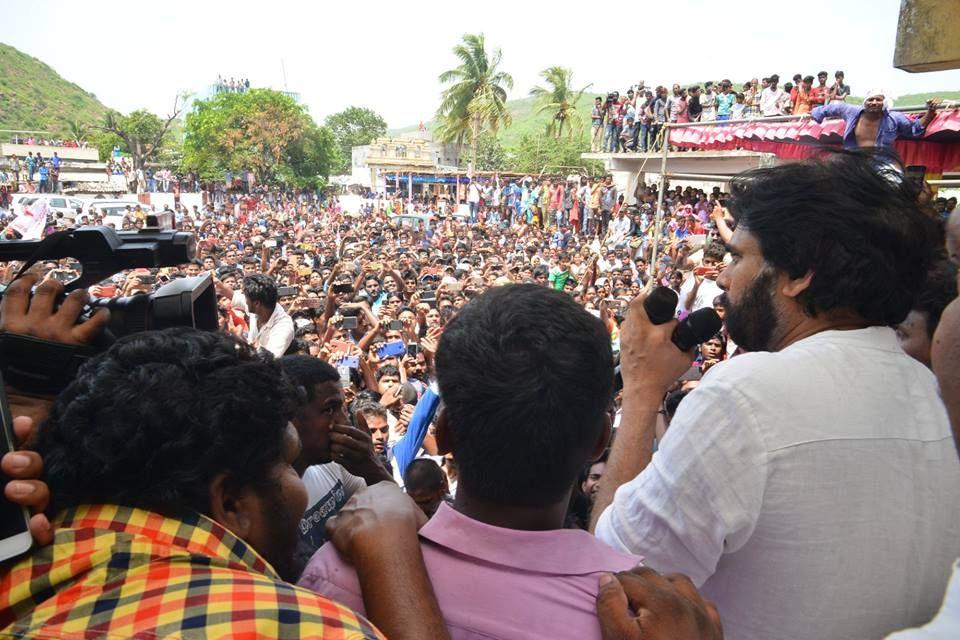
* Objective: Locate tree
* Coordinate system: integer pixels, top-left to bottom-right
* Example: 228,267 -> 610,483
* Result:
182,89 -> 341,188
435,33 -> 513,168
66,119 -> 88,144
474,132 -> 506,171
95,95 -> 183,170
324,106 -> 387,174
510,131 -> 601,175
530,66 -> 591,138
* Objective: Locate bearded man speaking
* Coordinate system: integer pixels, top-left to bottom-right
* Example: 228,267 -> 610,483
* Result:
591,151 -> 960,640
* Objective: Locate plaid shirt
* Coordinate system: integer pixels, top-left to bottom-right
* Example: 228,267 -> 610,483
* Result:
0,504 -> 384,639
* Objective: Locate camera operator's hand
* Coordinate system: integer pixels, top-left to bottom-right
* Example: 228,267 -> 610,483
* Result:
2,415 -> 54,546
1,273 -> 109,346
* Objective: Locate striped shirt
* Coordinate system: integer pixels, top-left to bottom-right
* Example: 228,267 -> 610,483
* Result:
0,504 -> 383,639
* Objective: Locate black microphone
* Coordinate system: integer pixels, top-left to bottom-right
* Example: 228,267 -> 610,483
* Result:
672,308 -> 723,352
643,286 -> 723,352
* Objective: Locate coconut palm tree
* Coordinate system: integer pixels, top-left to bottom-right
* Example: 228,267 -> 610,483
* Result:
435,33 -> 513,168
66,119 -> 88,144
530,66 -> 592,139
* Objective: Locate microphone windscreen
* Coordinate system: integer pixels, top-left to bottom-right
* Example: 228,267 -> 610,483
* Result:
643,287 -> 679,325
672,308 -> 723,352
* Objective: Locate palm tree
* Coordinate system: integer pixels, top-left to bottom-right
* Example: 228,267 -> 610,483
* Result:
66,119 -> 88,144
530,66 -> 592,138
436,33 -> 513,168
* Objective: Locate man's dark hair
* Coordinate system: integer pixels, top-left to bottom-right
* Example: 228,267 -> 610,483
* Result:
728,151 -> 935,325
914,259 -> 958,338
36,329 -> 302,518
294,323 -> 318,338
436,284 -> 613,507
376,364 -> 400,380
280,355 -> 339,403
703,241 -> 727,263
243,273 -> 278,309
404,458 -> 445,493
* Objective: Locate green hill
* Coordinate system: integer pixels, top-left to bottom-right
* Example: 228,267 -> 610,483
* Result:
392,87 -> 960,149
0,42 -> 111,135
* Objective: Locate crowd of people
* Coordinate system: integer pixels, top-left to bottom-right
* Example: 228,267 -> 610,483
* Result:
214,75 -> 251,94
1,149 -> 960,639
7,134 -> 89,148
3,151 -> 63,193
591,70 -> 859,152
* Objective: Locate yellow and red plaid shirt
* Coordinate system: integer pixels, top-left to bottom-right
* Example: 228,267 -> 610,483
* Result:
0,504 -> 384,639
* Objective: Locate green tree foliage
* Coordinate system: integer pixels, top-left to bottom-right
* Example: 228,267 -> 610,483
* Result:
435,33 -> 513,167
182,89 -> 341,188
96,101 -> 182,170
324,106 -> 387,174
509,132 -> 602,176
529,67 -> 592,138
475,133 -> 506,171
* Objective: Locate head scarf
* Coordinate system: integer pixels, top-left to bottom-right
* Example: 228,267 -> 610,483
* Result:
863,88 -> 894,110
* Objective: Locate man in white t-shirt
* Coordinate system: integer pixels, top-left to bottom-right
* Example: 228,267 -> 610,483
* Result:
677,241 -> 726,316
280,356 -> 394,572
759,74 -> 786,116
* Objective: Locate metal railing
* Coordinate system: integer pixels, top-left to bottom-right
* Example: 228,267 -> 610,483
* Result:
647,102 -> 958,266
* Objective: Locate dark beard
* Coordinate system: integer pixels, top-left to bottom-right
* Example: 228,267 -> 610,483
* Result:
723,268 -> 779,352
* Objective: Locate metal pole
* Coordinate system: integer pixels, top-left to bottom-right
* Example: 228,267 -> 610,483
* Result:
648,123 -> 671,272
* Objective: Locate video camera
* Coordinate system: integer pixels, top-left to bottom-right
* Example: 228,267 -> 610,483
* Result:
0,216 -> 218,392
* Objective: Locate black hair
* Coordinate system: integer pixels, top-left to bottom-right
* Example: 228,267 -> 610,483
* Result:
284,338 -> 311,356
436,284 -> 613,507
664,388 -> 690,420
295,323 -> 318,338
403,458 -> 445,493
728,150 -> 935,325
36,329 -> 302,518
376,364 -> 401,380
913,259 -> 958,338
803,75 -> 815,84
280,355 -> 339,403
243,273 -> 278,309
703,241 -> 727,263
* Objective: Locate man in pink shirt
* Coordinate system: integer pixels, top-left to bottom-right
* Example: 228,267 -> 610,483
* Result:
299,284 -> 642,639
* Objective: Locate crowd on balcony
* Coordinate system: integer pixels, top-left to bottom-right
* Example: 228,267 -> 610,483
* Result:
7,134 -> 89,148
592,70 -> 855,153
214,75 -> 251,94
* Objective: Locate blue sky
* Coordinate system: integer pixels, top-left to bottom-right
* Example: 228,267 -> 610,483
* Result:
3,0 -> 958,127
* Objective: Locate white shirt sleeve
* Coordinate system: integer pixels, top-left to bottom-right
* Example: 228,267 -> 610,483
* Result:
260,314 -> 294,358
336,464 -> 369,498
594,375 -> 768,586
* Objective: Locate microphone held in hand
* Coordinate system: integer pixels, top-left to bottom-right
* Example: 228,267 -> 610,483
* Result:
672,308 -> 723,352
643,287 -> 723,352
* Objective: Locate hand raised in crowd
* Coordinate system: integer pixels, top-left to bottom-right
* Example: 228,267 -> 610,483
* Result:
329,423 -> 392,482
596,567 -> 723,640
395,403 -> 415,437
421,326 -> 443,359
1,415 -> 54,546
380,383 -> 404,410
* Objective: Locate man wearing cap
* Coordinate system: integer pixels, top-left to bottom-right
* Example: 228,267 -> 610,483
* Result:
812,91 -> 942,150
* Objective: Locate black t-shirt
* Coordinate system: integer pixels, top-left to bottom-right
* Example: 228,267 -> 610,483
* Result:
688,95 -> 703,119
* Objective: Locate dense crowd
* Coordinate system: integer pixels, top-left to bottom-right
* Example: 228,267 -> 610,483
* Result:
7,134 -> 88,148
3,149 -> 960,640
593,70 -> 852,152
